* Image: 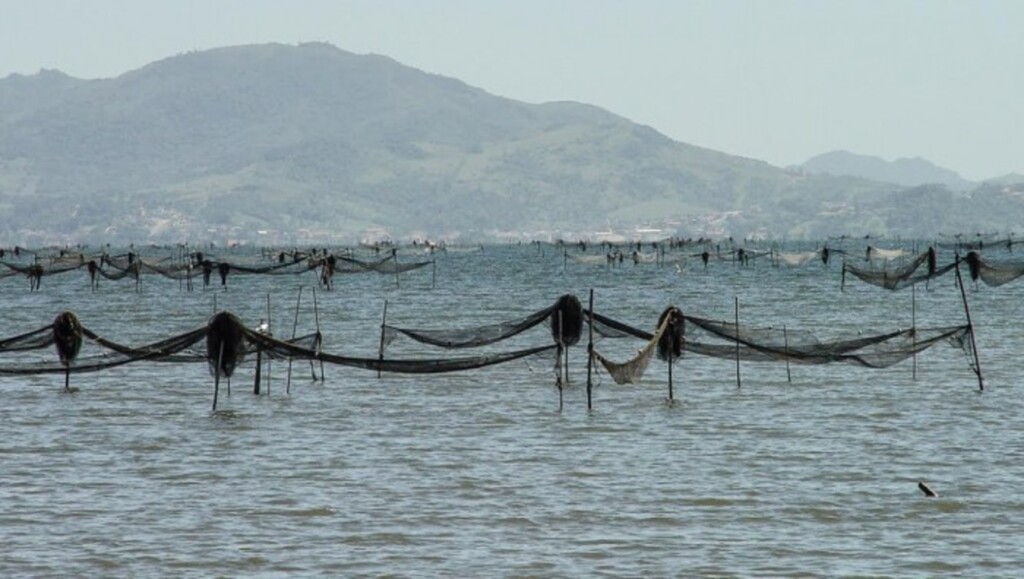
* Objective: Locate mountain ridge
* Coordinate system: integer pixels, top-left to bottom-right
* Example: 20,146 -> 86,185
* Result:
799,150 -> 977,192
1,42 -> 1021,245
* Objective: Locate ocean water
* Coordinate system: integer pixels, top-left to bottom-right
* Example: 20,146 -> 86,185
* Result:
1,242 -> 1022,577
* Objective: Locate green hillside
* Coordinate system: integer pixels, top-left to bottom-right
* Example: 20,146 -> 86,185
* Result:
1,42 -> 1019,245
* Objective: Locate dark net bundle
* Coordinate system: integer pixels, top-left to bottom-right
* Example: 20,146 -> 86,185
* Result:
53,312 -> 83,366
0,315 -> 209,376
550,294 -> 584,347
206,312 -> 248,378
681,315 -> 972,369
963,251 -> 1024,287
656,306 -> 685,362
842,248 -> 954,291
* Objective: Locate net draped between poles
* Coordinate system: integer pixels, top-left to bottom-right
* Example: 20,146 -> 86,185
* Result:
0,311 -> 557,377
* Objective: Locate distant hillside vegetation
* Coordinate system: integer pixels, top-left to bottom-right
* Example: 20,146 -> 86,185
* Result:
0,42 -> 1020,245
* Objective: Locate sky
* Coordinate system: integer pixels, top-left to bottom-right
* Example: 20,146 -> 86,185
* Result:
2,0 -> 1021,180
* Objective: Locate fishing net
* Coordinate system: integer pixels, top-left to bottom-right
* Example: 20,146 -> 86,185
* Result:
681,315 -> 971,369
335,255 -> 431,275
963,251 -> 1024,287
1,250 -> 319,288
382,294 -> 582,351
865,246 -> 909,261
583,308 -> 975,379
0,260 -> 86,280
774,250 -> 824,267
733,248 -> 771,265
0,319 -> 207,375
590,308 -> 675,385
842,248 -> 955,290
384,306 -> 554,350
568,253 -> 613,265
631,251 -> 659,264
0,311 -> 557,377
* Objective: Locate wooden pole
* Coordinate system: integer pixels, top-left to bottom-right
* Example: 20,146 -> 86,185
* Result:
432,259 -> 436,289
254,350 -> 263,395
213,341 -> 224,411
735,296 -> 742,389
564,339 -> 570,387
312,287 -> 324,382
557,310 -> 563,412
586,289 -> 594,411
377,299 -> 389,379
667,351 -> 674,402
393,248 -> 400,290
783,324 -> 792,384
912,282 -> 917,381
954,257 -> 984,391
266,293 -> 272,395
286,286 -> 303,395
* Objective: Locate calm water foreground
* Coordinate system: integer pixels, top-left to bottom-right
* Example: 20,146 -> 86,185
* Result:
1,243 -> 1022,577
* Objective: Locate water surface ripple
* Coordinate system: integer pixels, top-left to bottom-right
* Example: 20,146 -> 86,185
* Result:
1,244 -> 1022,576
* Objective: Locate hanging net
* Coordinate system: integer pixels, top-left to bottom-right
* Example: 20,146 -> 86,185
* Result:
963,251 -> 1024,287
382,294 -> 582,351
334,255 -> 432,275
774,250 -> 824,267
0,311 -> 557,378
842,248 -> 955,290
590,307 -> 677,385
568,253 -> 613,265
865,246 -> 910,261
581,308 -> 975,377
681,315 -> 971,369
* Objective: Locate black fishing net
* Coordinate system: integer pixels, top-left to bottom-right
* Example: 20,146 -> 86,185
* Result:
587,309 -> 976,385
334,255 -> 432,275
0,311 -> 557,378
383,306 -> 554,350
842,248 -> 955,290
963,251 -> 1024,287
382,295 -> 581,351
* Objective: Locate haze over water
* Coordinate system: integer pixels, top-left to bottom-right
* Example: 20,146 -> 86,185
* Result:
1,241 -> 1022,576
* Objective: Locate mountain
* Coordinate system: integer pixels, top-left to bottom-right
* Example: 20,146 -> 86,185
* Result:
799,150 -> 976,192
985,173 -> 1024,186
0,42 -> 1020,245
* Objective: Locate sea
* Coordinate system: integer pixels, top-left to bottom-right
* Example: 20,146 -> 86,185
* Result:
1,241 -> 1022,577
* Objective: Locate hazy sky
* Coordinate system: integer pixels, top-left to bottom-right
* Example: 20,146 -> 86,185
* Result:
2,0 -> 1021,180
